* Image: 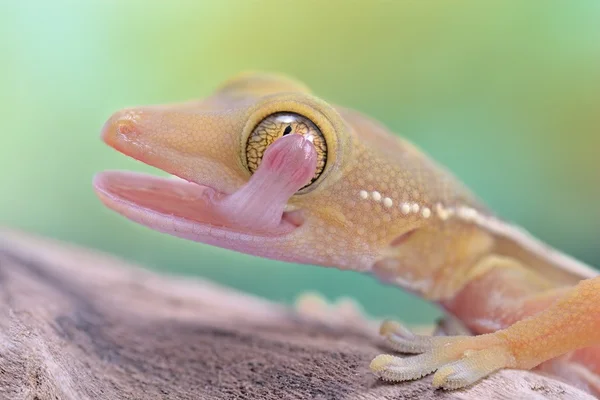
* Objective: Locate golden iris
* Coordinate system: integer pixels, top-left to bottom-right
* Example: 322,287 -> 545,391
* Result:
246,112 -> 327,187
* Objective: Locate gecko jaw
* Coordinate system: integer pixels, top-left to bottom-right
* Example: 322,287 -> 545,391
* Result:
93,170 -> 303,241
94,134 -> 318,251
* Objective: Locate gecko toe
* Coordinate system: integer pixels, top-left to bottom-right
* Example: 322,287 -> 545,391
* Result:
380,319 -> 468,354
370,353 -> 445,382
432,347 -> 512,390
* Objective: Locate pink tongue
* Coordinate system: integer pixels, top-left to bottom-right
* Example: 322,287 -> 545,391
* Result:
213,134 -> 317,231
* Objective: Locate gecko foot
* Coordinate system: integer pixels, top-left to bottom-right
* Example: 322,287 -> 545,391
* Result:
370,320 -> 515,390
294,292 -> 372,328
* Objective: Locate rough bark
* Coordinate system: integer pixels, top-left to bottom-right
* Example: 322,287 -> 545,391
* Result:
0,228 -> 593,400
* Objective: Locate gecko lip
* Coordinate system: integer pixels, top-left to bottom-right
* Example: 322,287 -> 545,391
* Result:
93,170 -> 303,240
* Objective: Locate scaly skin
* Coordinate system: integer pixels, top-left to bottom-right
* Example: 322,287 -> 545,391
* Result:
94,72 -> 600,396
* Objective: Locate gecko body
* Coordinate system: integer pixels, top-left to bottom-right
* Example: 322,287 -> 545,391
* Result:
94,73 -> 600,395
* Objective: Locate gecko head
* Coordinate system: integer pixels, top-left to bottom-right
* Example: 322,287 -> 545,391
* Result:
94,72 -> 418,269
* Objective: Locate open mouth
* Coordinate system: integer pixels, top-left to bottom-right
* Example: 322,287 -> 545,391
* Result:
93,113 -> 318,243
93,170 -> 302,240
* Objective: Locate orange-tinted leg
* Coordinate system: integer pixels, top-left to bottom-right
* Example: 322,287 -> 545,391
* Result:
493,277 -> 600,369
370,257 -> 600,391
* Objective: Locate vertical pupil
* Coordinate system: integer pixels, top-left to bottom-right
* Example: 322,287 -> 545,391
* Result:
283,125 -> 292,135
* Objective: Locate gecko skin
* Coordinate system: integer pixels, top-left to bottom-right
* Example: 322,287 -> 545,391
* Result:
94,72 -> 600,395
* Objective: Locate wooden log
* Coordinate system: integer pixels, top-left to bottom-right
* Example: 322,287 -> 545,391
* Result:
0,228 -> 593,399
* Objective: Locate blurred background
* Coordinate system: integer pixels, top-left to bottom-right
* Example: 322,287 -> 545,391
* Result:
1,1 -> 599,324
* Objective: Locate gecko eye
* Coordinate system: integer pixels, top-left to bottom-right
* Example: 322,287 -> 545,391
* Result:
246,112 -> 327,188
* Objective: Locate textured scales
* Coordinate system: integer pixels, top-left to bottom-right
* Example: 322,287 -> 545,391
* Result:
94,72 -> 600,397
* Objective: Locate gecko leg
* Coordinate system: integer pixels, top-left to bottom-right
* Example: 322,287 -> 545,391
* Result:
371,275 -> 600,390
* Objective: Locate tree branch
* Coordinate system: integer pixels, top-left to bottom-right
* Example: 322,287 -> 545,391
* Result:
0,228 -> 592,399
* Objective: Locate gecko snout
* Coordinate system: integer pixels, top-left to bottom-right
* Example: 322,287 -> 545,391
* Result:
101,109 -> 141,147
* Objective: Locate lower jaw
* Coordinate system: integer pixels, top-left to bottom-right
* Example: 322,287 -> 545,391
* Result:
93,170 -> 302,241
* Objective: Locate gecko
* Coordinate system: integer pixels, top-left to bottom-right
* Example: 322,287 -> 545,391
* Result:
93,72 -> 600,395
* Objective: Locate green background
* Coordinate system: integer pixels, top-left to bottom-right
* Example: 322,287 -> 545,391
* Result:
2,1 -> 599,324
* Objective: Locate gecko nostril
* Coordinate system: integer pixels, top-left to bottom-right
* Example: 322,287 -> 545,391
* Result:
101,110 -> 141,145
115,119 -> 137,136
